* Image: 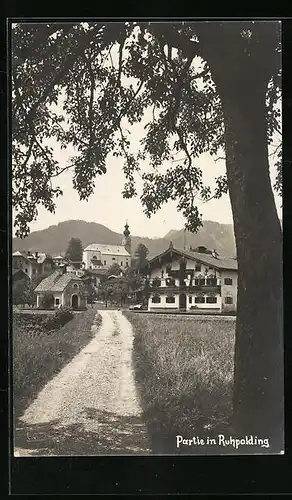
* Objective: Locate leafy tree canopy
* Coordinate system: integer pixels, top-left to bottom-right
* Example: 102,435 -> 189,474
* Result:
134,242 -> 149,269
12,21 -> 281,238
105,262 -> 123,277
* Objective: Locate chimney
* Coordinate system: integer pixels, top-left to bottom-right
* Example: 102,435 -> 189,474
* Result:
212,249 -> 219,259
59,263 -> 67,275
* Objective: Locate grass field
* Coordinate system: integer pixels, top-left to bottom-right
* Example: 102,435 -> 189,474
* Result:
124,311 -> 235,454
13,306 -> 102,419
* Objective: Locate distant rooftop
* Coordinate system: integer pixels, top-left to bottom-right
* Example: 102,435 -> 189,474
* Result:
84,244 -> 130,256
148,246 -> 237,271
35,270 -> 82,293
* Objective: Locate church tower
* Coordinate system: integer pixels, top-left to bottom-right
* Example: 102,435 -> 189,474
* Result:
122,221 -> 131,256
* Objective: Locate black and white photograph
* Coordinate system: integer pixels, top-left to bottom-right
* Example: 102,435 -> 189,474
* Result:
11,20 -> 283,457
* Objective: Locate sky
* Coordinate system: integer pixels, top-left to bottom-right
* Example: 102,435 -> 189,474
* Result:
24,135 -> 282,239
12,27 -> 282,239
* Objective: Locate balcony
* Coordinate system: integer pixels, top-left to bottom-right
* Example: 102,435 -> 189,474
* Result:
149,277 -> 221,294
189,285 -> 221,293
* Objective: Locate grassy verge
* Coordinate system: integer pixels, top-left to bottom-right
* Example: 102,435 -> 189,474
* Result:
13,306 -> 102,418
124,311 -> 235,454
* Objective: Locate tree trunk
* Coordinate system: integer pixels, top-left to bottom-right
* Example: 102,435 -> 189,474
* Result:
199,28 -> 283,452
224,86 -> 283,452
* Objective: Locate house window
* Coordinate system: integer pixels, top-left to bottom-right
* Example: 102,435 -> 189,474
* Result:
73,283 -> 79,289
195,264 -> 201,272
151,295 -> 161,303
206,296 -> 217,304
93,255 -> 97,260
104,260 -> 107,265
189,296 -> 192,303
166,296 -> 175,304
32,268 -> 36,274
225,296 -> 233,304
112,257 -> 115,260
194,278 -> 199,286
166,277 -> 175,287
25,268 -> 28,273
195,296 -> 205,303
151,278 -> 161,287
121,261 -> 123,266
224,278 -> 233,285
55,298 -> 60,306
199,278 -> 205,286
206,278 -> 217,286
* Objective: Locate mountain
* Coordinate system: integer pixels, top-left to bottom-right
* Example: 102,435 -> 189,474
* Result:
12,219 -> 236,258
164,220 -> 236,258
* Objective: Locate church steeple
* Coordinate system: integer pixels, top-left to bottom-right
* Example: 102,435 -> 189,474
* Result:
122,221 -> 131,255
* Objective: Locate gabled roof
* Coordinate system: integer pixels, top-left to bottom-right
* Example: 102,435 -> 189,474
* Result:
84,244 -> 130,256
83,268 -> 109,276
12,269 -> 30,278
13,251 -> 52,265
147,246 -> 238,271
35,271 -> 82,293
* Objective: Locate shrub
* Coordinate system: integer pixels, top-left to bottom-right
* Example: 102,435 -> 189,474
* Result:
44,306 -> 74,330
40,293 -> 54,309
54,306 -> 74,325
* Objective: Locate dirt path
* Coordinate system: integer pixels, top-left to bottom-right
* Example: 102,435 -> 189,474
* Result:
14,310 -> 151,456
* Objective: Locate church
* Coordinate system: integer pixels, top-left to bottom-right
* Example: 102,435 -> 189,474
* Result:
82,222 -> 132,271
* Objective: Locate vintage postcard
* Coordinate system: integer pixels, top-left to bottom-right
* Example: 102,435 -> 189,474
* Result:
11,20 -> 283,457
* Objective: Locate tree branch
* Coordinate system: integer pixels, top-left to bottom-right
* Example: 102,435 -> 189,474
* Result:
22,24 -> 105,124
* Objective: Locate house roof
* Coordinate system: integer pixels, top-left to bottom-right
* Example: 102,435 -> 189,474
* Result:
12,269 -> 30,278
84,268 -> 108,276
13,251 -> 52,265
35,270 -> 82,293
84,244 -> 130,256
35,253 -> 48,264
147,247 -> 238,271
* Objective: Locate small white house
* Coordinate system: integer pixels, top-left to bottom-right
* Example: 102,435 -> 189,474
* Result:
34,268 -> 87,309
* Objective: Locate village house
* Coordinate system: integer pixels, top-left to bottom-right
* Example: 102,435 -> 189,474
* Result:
34,264 -> 87,309
145,243 -> 238,314
12,250 -> 55,279
52,254 -> 66,267
65,259 -> 86,276
83,222 -> 131,271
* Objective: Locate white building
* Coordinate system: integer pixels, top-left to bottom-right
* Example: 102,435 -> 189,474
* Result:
83,223 -> 131,271
145,243 -> 238,314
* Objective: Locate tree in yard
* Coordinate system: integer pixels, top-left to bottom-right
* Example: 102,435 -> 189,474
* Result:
12,279 -> 29,305
40,292 -> 54,309
105,262 -> 122,278
65,237 -> 83,262
134,243 -> 149,272
12,22 -> 282,449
